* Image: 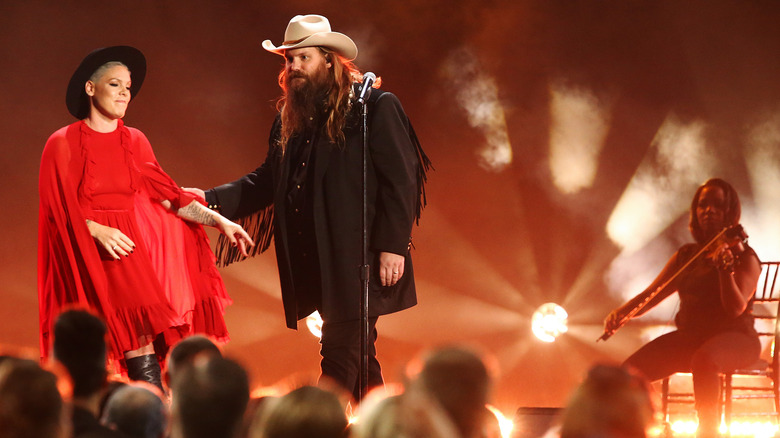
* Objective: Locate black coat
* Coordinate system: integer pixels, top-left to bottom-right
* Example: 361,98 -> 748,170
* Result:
207,90 -> 421,329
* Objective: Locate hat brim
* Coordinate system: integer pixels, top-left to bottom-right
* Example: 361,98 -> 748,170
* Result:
262,32 -> 358,61
66,46 -> 146,119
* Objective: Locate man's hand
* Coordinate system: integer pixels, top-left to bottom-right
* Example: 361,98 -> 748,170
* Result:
181,187 -> 206,200
379,252 -> 404,287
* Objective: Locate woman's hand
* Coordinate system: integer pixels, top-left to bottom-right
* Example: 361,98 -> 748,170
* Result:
706,241 -> 740,273
215,216 -> 255,257
86,219 -> 135,260
173,200 -> 254,256
603,308 -> 627,334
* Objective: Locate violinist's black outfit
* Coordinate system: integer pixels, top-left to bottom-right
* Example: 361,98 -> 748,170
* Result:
624,243 -> 761,432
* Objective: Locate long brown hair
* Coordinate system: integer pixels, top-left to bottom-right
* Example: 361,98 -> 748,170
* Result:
276,47 -> 379,151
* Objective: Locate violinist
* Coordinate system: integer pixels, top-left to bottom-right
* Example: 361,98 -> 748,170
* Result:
603,178 -> 761,438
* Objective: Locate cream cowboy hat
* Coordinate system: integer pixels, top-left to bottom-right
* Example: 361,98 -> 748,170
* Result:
262,14 -> 358,60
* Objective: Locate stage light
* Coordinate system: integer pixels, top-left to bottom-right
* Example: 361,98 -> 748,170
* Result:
605,114 -> 713,253
486,404 -> 514,438
443,47 -> 512,172
745,111 -> 780,261
646,422 -> 666,437
250,385 -> 280,399
670,420 -> 698,435
305,311 -> 323,338
548,82 -> 611,194
731,420 -> 778,438
668,419 -> 778,437
531,303 -> 568,343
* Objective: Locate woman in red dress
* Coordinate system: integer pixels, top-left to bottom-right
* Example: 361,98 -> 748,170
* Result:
37,46 -> 254,389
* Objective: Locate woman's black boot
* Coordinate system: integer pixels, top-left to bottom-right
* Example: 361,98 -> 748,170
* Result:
126,354 -> 164,392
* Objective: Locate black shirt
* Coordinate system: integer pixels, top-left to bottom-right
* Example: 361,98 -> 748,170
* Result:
285,121 -> 323,315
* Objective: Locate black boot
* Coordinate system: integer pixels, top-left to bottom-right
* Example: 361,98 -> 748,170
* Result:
126,354 -> 164,393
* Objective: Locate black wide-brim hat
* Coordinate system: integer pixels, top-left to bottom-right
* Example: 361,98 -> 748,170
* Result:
66,46 -> 146,119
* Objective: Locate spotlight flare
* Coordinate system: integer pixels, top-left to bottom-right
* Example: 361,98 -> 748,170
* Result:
532,303 -> 568,342
306,311 -> 323,338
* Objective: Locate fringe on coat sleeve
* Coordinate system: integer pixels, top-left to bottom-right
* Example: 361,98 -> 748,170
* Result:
409,122 -> 433,225
214,205 -> 275,267
214,111 -> 429,266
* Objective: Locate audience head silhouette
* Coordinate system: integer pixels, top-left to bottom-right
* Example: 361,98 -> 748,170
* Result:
171,355 -> 249,438
413,346 -> 492,438
560,363 -> 656,438
165,335 -> 222,390
102,384 -> 167,438
53,308 -> 108,398
0,358 -> 68,438
251,385 -> 348,438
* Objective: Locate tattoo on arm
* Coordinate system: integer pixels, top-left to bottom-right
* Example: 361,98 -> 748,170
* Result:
177,203 -> 217,226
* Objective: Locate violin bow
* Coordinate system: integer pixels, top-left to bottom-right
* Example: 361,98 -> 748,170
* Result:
597,224 -> 746,342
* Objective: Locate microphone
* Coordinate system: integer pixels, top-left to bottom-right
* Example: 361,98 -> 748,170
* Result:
357,72 -> 376,105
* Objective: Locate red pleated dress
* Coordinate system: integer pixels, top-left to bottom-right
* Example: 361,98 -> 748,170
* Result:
38,120 -> 231,366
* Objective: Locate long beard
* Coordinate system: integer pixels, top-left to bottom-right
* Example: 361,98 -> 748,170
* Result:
285,71 -> 330,131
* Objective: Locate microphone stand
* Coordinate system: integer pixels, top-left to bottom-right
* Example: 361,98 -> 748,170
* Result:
357,76 -> 374,401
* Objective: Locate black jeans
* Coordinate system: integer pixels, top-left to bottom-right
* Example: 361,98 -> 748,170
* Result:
319,317 -> 383,401
624,329 -> 760,431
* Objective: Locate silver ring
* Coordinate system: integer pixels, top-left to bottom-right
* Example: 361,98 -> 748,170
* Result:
393,271 -> 399,274
112,245 -> 120,251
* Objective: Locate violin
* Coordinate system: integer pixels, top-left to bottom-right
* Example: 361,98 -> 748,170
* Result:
597,224 -> 748,342
704,225 -> 747,272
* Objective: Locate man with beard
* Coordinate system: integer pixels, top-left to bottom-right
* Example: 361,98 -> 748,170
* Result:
189,14 -> 430,400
